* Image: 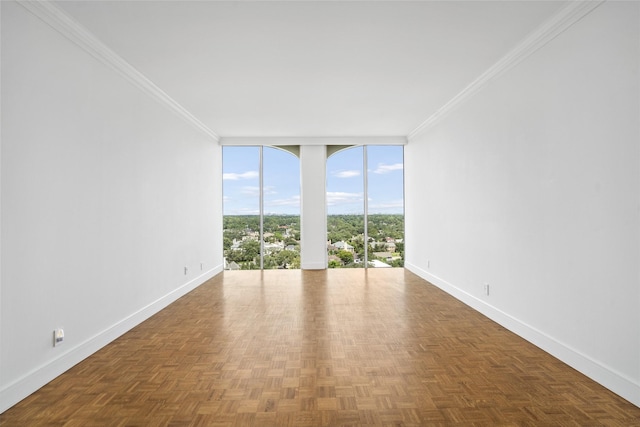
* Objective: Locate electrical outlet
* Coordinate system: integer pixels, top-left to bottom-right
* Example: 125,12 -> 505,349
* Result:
483,283 -> 490,296
53,329 -> 64,347
184,266 -> 188,275
200,262 -> 203,271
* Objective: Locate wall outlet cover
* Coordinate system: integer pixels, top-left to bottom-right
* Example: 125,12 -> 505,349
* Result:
53,329 -> 64,347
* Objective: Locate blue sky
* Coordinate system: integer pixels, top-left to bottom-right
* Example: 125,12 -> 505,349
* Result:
223,145 -> 403,215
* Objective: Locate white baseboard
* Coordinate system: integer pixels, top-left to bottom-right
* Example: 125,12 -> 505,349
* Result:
405,262 -> 640,408
0,265 -> 223,414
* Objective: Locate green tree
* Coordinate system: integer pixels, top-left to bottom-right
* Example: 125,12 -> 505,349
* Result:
337,250 -> 354,265
328,259 -> 342,268
223,236 -> 233,251
284,238 -> 298,246
242,239 -> 260,262
276,250 -> 299,268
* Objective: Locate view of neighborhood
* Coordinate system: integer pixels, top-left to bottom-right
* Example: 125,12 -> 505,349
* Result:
223,214 -> 404,270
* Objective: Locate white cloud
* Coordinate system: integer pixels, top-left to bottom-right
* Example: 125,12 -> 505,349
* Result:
372,163 -> 403,174
241,186 -> 260,196
326,191 -> 363,206
332,170 -> 361,178
240,185 -> 276,196
223,170 -> 259,180
266,195 -> 300,207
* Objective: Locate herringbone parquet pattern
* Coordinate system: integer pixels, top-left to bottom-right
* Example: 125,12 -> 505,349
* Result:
2,269 -> 639,426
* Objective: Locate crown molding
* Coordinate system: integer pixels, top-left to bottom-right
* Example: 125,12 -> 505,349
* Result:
18,0 -> 220,142
408,0 -> 605,141
220,136 -> 408,146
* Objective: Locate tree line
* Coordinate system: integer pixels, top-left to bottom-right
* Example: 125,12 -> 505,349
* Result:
223,214 -> 404,269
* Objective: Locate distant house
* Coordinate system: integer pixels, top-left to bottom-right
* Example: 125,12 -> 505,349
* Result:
263,241 -> 284,254
333,241 -> 354,252
224,258 -> 241,270
368,259 -> 392,268
373,252 -> 393,262
280,226 -> 293,237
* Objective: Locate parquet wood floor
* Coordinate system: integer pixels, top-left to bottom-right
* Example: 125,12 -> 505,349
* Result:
2,269 -> 639,426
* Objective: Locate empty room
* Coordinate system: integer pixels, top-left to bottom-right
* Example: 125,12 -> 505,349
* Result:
1,0 -> 639,425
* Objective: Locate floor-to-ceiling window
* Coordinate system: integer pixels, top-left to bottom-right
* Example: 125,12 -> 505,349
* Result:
223,146 -> 300,270
366,145 -> 405,267
326,146 -> 365,268
326,145 -> 404,268
262,147 -> 301,269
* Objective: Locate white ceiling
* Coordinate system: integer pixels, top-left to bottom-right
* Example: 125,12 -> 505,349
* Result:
56,1 -> 566,138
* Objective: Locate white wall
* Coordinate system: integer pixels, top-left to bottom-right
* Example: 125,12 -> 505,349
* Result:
406,1 -> 640,407
0,2 -> 223,412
